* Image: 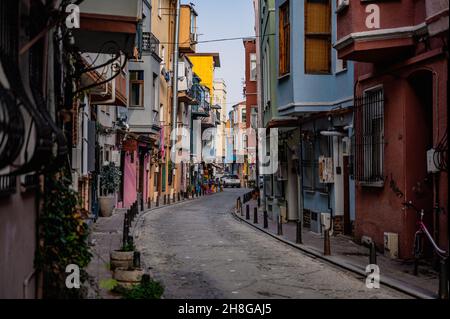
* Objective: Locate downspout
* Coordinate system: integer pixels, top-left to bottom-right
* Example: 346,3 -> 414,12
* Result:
171,0 -> 181,168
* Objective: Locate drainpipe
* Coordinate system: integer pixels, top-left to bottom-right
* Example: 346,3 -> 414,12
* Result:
171,0 -> 181,168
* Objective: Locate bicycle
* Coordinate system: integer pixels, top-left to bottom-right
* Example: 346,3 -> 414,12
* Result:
402,201 -> 448,275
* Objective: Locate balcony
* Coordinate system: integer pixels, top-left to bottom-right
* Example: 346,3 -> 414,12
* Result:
72,0 -> 141,57
141,32 -> 161,59
201,108 -> 217,128
81,56 -> 128,107
215,110 -> 221,125
179,5 -> 198,53
334,1 -> 427,63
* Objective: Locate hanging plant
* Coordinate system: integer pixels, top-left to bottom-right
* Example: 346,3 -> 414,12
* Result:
36,164 -> 92,299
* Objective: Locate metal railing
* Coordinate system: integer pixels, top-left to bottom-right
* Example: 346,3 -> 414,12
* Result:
354,88 -> 385,186
142,32 -> 160,57
0,175 -> 16,196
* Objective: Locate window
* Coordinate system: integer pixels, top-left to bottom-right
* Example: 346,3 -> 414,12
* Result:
241,109 -> 247,123
336,58 -> 347,73
305,0 -> 331,74
250,53 -> 257,81
355,87 -> 384,186
129,71 -> 144,107
278,1 -> 290,76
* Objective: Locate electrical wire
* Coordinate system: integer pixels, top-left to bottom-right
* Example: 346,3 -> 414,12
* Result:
155,34 -> 276,45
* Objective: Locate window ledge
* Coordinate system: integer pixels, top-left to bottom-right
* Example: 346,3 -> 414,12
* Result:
335,68 -> 348,75
278,73 -> 290,81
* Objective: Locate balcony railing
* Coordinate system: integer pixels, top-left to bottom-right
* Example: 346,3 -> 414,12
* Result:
142,32 -> 160,57
0,175 -> 16,196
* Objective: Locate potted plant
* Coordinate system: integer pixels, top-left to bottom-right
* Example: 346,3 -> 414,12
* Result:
110,241 -> 135,271
99,162 -> 122,217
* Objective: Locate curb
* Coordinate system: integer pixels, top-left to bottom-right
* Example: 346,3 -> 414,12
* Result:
231,209 -> 437,299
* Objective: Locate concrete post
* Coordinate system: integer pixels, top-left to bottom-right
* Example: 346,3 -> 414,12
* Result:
254,207 -> 258,224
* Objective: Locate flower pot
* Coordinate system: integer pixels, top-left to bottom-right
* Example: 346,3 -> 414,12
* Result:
99,195 -> 115,217
113,267 -> 144,289
110,250 -> 134,270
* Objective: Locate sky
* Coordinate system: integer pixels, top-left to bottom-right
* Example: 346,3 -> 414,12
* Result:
191,0 -> 255,114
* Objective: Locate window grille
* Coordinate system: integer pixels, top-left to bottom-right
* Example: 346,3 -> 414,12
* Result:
354,88 -> 385,186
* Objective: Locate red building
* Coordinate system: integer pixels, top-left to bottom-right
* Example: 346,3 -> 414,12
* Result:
335,0 -> 448,259
243,39 -> 258,129
243,39 -> 258,184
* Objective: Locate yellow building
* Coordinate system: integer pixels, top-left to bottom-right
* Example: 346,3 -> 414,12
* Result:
186,53 -> 221,103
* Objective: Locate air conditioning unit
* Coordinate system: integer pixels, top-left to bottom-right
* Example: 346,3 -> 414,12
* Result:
321,213 -> 331,231
384,232 -> 399,259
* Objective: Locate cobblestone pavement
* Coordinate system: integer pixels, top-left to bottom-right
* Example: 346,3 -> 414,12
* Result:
134,189 -> 410,299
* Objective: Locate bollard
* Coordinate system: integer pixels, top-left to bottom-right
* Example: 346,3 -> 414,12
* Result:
296,220 -> 303,244
263,211 -> 268,229
369,242 -> 377,265
173,194 -> 176,203
253,207 -> 258,224
324,229 -> 331,256
123,215 -> 129,247
178,193 -> 181,202
156,196 -> 160,207
439,258 -> 449,299
246,205 -> 250,220
257,196 -> 261,207
277,215 -> 283,235
163,194 -> 167,205
148,198 -> 151,209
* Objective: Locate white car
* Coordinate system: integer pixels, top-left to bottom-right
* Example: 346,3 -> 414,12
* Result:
221,175 -> 241,188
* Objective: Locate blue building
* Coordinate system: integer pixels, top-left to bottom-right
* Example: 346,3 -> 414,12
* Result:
267,0 -> 355,235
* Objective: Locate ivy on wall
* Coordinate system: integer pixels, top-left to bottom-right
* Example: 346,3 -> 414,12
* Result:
36,165 -> 92,299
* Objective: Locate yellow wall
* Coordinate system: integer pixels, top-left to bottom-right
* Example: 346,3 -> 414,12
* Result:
187,55 -> 215,95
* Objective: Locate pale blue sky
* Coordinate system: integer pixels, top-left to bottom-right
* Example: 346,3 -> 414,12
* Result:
190,0 -> 255,113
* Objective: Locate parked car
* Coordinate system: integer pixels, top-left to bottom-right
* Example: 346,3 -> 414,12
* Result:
221,175 -> 241,188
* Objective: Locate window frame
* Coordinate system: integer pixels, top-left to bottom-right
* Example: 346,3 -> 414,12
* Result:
129,70 -> 145,108
278,1 -> 290,77
250,53 -> 257,82
304,0 -> 332,75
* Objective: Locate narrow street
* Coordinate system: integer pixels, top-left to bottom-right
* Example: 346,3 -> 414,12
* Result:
134,190 -> 408,299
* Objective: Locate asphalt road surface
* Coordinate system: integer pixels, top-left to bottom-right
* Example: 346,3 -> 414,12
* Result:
134,189 -> 409,299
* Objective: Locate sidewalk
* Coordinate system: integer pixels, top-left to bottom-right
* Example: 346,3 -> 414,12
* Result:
233,199 -> 440,299
85,191 -> 221,299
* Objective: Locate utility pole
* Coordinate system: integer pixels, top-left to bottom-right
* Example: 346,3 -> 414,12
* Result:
171,0 -> 181,167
